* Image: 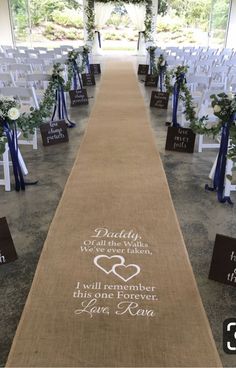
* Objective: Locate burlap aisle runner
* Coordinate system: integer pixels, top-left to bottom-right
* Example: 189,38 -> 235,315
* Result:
7,61 -> 221,367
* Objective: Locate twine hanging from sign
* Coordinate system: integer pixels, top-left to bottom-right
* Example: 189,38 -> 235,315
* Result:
52,88 -> 75,128
172,73 -> 185,128
205,115 -> 235,204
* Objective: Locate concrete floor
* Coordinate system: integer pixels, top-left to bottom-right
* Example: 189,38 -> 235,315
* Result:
0,55 -> 236,367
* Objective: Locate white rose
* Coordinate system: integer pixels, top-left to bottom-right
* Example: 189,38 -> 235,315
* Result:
213,105 -> 221,113
227,92 -> 234,100
8,107 -> 20,120
206,121 -> 218,129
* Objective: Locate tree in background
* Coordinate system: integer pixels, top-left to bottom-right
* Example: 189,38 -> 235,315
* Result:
10,0 -> 28,38
10,0 -> 231,45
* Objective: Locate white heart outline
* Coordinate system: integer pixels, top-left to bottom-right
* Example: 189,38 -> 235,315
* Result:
112,263 -> 141,282
94,255 -> 125,275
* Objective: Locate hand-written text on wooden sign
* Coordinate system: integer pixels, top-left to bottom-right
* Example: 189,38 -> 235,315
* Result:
0,217 -> 18,266
209,234 -> 236,287
40,120 -> 69,146
82,73 -> 96,86
137,64 -> 149,75
145,74 -> 158,87
90,64 -> 101,75
150,91 -> 169,109
165,127 -> 196,153
69,89 -> 89,106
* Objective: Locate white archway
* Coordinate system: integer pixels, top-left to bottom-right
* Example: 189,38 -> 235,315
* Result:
82,0 -> 159,54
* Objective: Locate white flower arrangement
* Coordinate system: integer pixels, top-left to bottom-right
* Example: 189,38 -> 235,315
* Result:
8,107 -> 20,121
0,96 -> 20,121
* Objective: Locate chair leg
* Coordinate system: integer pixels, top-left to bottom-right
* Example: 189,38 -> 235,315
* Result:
209,155 -> 218,180
224,158 -> 233,197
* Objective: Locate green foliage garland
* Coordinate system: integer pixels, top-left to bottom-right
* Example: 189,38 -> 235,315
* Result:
0,47 -> 90,154
144,0 -> 153,41
85,0 -> 95,41
164,66 -> 236,162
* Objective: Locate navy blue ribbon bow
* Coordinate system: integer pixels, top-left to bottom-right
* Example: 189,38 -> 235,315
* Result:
205,115 -> 235,204
3,121 -> 25,191
52,87 -> 75,128
172,73 -> 186,127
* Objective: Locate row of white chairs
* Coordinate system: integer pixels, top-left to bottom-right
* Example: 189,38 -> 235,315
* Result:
0,45 -> 86,74
0,44 -> 90,191
160,46 -> 236,61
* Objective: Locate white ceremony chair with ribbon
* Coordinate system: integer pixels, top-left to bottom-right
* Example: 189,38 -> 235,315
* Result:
0,132 -> 28,191
0,86 -> 39,149
196,90 -> 222,152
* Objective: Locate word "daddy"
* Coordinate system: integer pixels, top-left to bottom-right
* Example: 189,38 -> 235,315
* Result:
92,228 -> 141,242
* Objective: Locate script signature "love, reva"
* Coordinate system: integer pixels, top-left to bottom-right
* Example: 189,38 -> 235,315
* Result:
74,298 -> 156,318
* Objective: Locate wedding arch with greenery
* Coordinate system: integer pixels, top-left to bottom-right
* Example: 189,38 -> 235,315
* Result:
85,0 -> 155,43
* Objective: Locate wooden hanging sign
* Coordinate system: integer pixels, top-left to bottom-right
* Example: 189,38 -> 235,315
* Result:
150,91 -> 169,109
69,89 -> 89,106
40,120 -> 69,146
137,64 -> 149,75
165,126 -> 196,153
90,64 -> 101,75
145,74 -> 158,87
0,217 -> 18,265
209,234 -> 236,287
82,73 -> 96,86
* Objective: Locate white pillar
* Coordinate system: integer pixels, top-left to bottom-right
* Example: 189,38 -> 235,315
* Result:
226,0 -> 236,48
0,0 -> 14,46
83,0 -> 88,44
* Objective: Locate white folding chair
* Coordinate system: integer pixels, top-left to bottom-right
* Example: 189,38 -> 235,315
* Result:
26,73 -> 51,104
8,64 -> 33,86
0,72 -> 16,87
197,90 -> 221,152
27,58 -> 45,73
0,57 -> 16,72
0,86 -> 39,149
0,132 -> 28,191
